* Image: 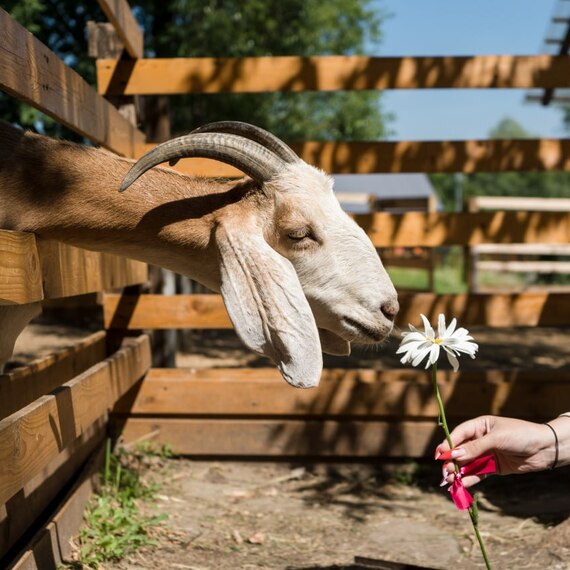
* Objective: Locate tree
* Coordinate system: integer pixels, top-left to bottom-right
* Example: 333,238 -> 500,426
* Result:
430,117 -> 570,211
2,0 -> 393,141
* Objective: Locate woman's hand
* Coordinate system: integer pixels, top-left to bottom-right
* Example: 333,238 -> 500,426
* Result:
435,415 -> 563,488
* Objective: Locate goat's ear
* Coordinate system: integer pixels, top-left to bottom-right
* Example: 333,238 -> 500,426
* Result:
216,220 -> 322,388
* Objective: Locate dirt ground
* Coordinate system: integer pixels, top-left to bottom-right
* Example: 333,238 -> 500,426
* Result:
108,458 -> 570,570
10,319 -> 570,569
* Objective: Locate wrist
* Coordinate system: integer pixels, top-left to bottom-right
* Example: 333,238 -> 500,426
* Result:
545,416 -> 570,469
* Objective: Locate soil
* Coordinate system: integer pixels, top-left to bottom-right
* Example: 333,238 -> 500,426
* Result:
10,319 -> 570,570
110,458 -> 570,570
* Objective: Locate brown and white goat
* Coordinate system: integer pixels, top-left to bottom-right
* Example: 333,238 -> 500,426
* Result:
0,121 -> 398,387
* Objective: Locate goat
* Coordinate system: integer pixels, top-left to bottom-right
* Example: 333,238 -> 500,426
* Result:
0,121 -> 398,387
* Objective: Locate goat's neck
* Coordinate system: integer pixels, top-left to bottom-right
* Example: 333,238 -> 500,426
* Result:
0,127 -> 256,290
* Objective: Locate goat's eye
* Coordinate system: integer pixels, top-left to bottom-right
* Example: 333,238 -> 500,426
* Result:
287,228 -> 311,241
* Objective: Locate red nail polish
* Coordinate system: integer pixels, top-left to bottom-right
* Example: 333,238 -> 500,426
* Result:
438,450 -> 453,461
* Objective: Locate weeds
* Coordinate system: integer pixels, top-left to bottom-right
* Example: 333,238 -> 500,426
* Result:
72,440 -> 168,568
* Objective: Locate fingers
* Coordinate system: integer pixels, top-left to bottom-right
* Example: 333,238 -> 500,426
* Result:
434,416 -> 494,460
440,470 -> 488,489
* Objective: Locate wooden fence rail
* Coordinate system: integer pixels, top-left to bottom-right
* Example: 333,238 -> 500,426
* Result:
97,54 -> 570,95
138,138 -> 570,176
0,9 -> 144,156
0,230 -> 148,305
117,365 -> 570,458
0,334 -> 150,507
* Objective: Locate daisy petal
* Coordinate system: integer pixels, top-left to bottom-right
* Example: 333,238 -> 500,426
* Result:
445,317 -> 457,337
446,351 -> 460,372
420,314 -> 435,340
438,314 -> 446,338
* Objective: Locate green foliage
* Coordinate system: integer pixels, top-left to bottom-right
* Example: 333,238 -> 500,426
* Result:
2,0 -> 392,141
74,440 -> 166,568
430,116 -> 570,211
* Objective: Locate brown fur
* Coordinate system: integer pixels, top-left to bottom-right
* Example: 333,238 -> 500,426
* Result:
0,122 -> 264,290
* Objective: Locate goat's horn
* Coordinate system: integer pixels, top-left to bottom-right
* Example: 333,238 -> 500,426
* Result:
191,121 -> 299,164
119,132 -> 283,192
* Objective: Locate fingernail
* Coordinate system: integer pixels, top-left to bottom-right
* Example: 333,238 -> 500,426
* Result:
439,476 -> 449,487
451,448 -> 466,459
434,449 -> 441,460
438,450 -> 453,461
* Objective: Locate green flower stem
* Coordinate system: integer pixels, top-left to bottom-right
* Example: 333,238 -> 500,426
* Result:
431,363 -> 493,570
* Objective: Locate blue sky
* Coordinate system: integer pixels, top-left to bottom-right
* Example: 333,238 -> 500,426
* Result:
374,0 -> 566,140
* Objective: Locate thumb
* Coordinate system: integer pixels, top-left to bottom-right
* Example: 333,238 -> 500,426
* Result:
445,433 -> 497,463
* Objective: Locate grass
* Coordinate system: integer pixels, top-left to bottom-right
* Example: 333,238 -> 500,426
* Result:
66,440 -> 168,569
386,248 -> 468,294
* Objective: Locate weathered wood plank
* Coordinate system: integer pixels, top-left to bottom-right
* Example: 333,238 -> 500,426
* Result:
0,335 -> 150,505
0,231 -> 42,305
0,9 -> 145,156
36,239 -> 148,299
358,211 -> 570,247
477,260 -> 570,273
136,138 -> 570,176
97,55 -> 570,95
1,419 -> 105,561
118,418 -> 442,457
96,0 -> 143,59
468,196 -> 570,212
104,293 -> 230,329
103,291 -> 570,329
115,367 -> 570,421
0,330 -> 107,421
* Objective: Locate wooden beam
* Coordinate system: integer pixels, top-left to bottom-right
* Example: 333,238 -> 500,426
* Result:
468,196 -> 570,212
0,334 -> 150,505
97,55 -> 570,95
0,420 -> 105,560
0,9 -> 145,156
137,138 -> 570,176
103,291 -> 570,329
96,0 -> 143,59
0,231 -> 43,305
117,418 -> 443,457
0,331 -> 107,420
36,239 -> 148,300
115,367 -> 570,421
359,211 -> 570,247
0,231 -> 148,306
477,260 -> 570,273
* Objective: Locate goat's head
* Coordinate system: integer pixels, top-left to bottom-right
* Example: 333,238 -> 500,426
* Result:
121,122 -> 398,388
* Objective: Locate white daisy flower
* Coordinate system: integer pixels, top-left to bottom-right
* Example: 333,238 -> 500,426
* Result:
396,313 -> 478,372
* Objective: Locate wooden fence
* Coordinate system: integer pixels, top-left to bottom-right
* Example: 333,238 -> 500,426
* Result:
2,1 -> 570,567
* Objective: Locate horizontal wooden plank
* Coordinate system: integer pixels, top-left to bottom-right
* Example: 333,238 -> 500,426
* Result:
1,419 -> 105,561
118,418 -> 443,457
115,367 -> 570,421
0,331 -> 107,420
97,55 -> 570,95
477,260 -> 570,273
103,291 -> 570,330
97,0 -> 143,59
37,239 -> 148,299
0,9 -> 145,156
468,196 -> 570,212
472,243 -> 570,255
104,293 -> 230,329
137,138 -> 570,176
0,334 -> 150,505
0,231 -> 42,305
359,211 -> 570,247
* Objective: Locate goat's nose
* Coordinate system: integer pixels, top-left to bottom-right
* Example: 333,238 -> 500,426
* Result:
381,298 -> 399,322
